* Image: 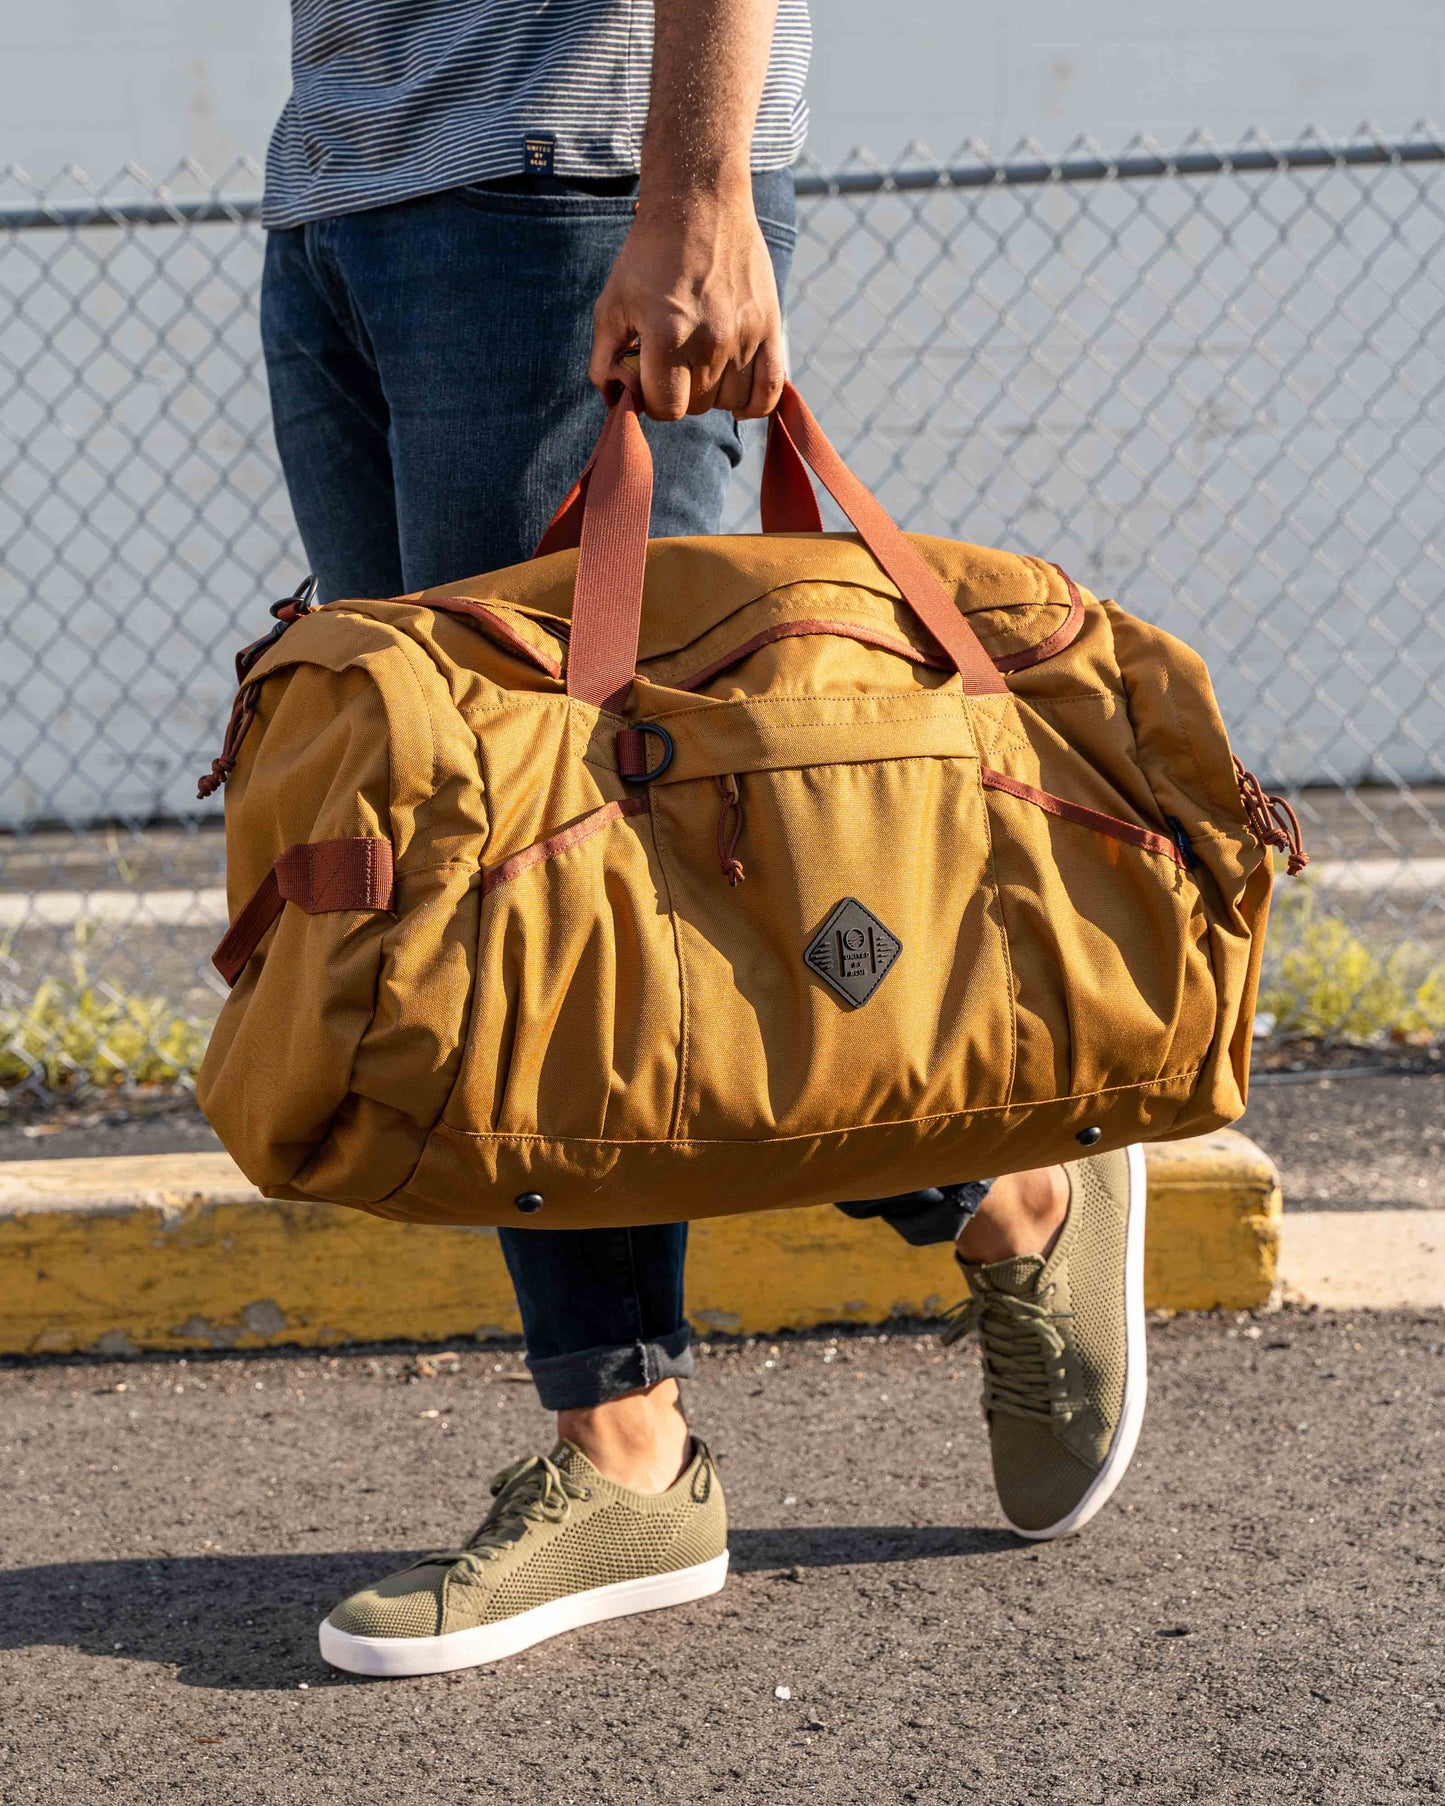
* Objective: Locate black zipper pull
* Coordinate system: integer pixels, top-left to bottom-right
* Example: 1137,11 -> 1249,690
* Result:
234,574 -> 319,683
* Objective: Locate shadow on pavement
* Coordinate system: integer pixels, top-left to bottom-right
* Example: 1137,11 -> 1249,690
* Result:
728,1524 -> 1015,1571
0,1524 -> 1014,1691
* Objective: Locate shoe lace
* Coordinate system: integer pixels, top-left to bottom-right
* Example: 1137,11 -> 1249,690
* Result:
938,1282 -> 1081,1424
418,1453 -> 590,1577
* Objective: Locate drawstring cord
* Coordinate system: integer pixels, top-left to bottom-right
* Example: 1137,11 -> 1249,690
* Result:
197,682 -> 260,799
196,578 -> 318,799
716,774 -> 746,885
1234,755 -> 1309,875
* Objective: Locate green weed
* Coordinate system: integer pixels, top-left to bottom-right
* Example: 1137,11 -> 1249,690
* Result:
0,936 -> 212,1091
1259,882 -> 1445,1043
2,882 -> 1438,1094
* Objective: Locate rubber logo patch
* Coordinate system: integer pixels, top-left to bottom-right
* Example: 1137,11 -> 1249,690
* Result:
804,898 -> 902,1007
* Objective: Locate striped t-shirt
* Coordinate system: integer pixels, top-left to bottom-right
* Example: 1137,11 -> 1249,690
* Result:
263,0 -> 812,230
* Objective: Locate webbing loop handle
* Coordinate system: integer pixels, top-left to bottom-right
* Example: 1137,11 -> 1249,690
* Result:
543,379 -> 1006,711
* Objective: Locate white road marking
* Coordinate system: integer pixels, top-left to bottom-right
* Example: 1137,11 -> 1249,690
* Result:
0,888 -> 228,928
1299,858 -> 1445,894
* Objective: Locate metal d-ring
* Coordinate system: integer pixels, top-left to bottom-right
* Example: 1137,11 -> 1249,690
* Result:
622,720 -> 675,782
269,573 -> 319,622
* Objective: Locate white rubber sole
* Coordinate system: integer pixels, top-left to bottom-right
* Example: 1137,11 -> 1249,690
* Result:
318,1550 -> 729,1677
1007,1140 -> 1150,1542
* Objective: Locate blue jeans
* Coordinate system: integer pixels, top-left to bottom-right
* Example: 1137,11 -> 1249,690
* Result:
260,168 -> 989,1410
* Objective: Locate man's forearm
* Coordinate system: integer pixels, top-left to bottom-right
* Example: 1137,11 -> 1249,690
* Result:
590,0 -> 786,418
639,0 -> 780,204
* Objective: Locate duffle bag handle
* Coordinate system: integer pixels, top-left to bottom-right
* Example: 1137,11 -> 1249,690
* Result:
536,374 -> 1007,713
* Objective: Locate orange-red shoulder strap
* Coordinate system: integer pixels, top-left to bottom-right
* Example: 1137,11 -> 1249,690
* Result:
769,385 -> 1006,696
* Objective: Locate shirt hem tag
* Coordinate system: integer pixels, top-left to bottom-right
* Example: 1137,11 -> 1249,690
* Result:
524,134 -> 557,175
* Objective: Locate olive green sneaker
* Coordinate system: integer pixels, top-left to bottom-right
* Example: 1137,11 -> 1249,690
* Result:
319,1438 -> 727,1677
943,1144 -> 1147,1540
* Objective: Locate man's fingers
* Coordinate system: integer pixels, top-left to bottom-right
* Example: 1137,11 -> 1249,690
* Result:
735,331 -> 786,420
639,338 -> 692,421
714,360 -> 756,416
591,317 -> 781,424
588,309 -> 634,394
676,325 -> 728,416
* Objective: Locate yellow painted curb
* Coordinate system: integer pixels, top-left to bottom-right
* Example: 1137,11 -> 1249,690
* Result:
0,1131 -> 1280,1356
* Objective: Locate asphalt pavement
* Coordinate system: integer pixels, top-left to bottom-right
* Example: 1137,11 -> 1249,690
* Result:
1237,1072 -> 1443,1211
1,1309 -> 1441,1805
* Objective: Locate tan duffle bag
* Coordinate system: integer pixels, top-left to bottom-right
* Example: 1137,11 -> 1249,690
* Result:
196,382 -> 1305,1227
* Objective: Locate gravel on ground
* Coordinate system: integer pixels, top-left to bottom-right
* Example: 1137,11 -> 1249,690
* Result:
1238,1072 -> 1442,1210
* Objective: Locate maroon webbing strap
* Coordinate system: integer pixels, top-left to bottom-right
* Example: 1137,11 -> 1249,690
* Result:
760,430 -> 1087,675
616,728 -> 653,778
769,385 -> 1007,696
564,385 -> 654,711
533,366 -> 643,558
760,408 -> 824,533
533,446 -> 598,557
554,378 -> 1007,711
212,836 -> 396,987
538,393 -> 824,552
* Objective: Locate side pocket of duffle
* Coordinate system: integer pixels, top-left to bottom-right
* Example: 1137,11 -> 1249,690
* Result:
443,793 -> 684,1143
197,645 -> 486,1197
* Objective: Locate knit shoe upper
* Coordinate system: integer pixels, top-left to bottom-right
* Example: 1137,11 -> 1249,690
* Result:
943,1145 -> 1148,1539
322,1437 -> 727,1672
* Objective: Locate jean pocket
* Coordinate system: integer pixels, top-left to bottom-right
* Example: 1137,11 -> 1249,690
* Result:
455,182 -> 639,220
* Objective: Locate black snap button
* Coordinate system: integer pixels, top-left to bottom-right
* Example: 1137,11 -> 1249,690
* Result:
513,1192 -> 545,1214
1075,1126 -> 1103,1147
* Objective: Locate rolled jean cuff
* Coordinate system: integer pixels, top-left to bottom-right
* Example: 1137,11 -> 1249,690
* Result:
525,1325 -> 695,1411
834,1179 -> 993,1247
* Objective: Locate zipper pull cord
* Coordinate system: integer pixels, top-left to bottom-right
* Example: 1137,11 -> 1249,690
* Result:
716,774 -> 746,886
197,681 -> 260,799
1234,755 -> 1308,875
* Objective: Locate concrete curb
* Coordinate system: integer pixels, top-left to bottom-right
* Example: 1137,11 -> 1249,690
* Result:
0,1132 -> 1281,1356
1278,1210 -> 1445,1310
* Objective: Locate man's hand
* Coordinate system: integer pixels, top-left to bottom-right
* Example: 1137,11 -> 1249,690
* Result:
588,0 -> 784,421
590,183 -> 785,421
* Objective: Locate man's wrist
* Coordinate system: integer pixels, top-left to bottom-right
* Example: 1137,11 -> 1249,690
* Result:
636,150 -> 754,215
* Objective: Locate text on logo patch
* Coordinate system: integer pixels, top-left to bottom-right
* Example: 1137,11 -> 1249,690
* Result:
803,897 -> 902,1007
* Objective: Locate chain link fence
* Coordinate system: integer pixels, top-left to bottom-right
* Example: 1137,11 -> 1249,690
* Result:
3,131 -> 1444,1102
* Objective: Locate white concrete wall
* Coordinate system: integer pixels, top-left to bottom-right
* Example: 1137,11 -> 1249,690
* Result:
806,0 -> 1444,163
2,0 -> 1440,178
2,2 -> 288,179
